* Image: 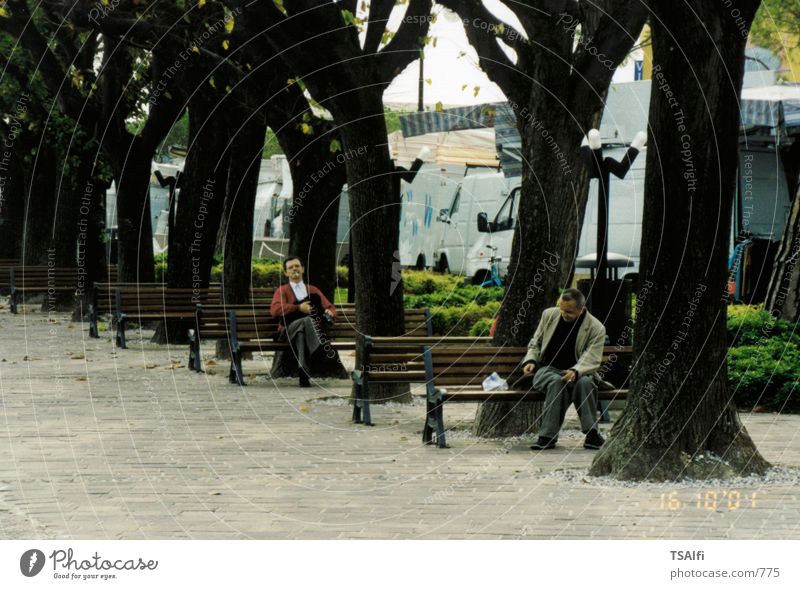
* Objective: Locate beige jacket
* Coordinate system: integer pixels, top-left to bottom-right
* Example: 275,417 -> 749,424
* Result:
523,307 -> 606,377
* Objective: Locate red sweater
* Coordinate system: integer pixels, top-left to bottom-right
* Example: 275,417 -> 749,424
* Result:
270,283 -> 336,332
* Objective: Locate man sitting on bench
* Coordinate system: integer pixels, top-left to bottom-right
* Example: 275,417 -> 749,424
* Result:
522,288 -> 606,451
270,256 -> 336,387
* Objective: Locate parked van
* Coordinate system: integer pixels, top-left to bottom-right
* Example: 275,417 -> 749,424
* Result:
465,146 -> 645,284
432,170 -> 515,274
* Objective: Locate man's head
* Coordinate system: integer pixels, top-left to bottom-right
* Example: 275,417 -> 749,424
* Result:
283,256 -> 304,283
558,288 -> 586,322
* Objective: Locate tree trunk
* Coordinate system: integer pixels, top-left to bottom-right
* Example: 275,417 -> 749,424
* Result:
475,92 -> 597,437
156,90 -> 231,344
336,96 -> 409,402
21,142 -> 59,265
589,0 -> 768,481
286,139 -> 346,301
219,114 -> 266,305
764,190 -> 799,322
114,144 -> 155,282
0,149 -> 25,262
74,177 -> 108,319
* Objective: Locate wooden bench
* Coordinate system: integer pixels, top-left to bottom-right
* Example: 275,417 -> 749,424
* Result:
355,338 -> 630,446
9,265 -> 117,313
188,302 -> 272,372
226,307 -> 434,385
90,283 -> 274,348
0,259 -> 20,294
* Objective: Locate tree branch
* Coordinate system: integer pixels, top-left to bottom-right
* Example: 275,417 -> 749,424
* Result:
363,0 -> 394,56
375,0 -> 431,85
436,0 -> 529,103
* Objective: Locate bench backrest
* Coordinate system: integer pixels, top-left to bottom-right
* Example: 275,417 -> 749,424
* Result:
4,266 -> 117,289
92,283 -> 274,314
363,340 -> 630,389
225,307 -> 433,343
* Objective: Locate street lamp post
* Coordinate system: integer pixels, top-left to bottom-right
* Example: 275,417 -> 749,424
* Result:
580,129 -> 646,291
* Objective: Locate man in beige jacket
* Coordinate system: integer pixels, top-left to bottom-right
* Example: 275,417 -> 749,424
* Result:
522,288 -> 607,450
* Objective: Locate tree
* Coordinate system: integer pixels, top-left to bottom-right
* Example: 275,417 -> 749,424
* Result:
437,0 -> 647,435
0,11 -> 111,309
2,0 -> 187,282
589,0 -> 770,481
254,0 -> 433,401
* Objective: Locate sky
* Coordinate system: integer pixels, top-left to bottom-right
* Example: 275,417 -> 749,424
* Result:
380,2 -> 642,108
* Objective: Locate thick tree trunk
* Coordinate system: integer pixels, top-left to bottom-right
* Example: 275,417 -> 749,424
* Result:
219,114 -> 266,305
21,143 -> 59,265
589,0 -> 768,481
335,96 -> 409,402
286,143 -> 346,301
156,91 -> 230,344
74,177 -> 108,319
764,190 -> 799,322
0,150 -> 25,262
114,145 -> 155,282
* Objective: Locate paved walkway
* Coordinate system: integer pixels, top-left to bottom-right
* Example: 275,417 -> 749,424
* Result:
0,306 -> 798,539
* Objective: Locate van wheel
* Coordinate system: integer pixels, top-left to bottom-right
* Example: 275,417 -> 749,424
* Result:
472,271 -> 489,285
415,255 -> 426,270
438,256 -> 450,274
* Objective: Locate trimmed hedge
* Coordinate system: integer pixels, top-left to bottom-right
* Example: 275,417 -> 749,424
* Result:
727,305 -> 799,412
428,301 -> 500,336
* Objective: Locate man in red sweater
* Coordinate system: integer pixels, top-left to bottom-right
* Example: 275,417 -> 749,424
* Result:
270,256 -> 337,387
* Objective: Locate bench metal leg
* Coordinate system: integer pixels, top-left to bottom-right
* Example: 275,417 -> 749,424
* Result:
229,349 -> 245,385
350,370 -> 374,426
88,304 -> 99,338
352,381 -> 363,424
423,393 -> 447,448
115,314 -> 127,349
188,331 -> 202,372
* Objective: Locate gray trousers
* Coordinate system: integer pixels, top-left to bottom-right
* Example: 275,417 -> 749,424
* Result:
286,316 -> 323,372
533,366 -> 599,439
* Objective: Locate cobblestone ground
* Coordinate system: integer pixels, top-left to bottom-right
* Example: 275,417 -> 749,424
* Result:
1,306 -> 798,539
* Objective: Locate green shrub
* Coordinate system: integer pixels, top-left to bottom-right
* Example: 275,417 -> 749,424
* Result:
337,266 -> 348,288
728,339 -> 800,412
405,285 -> 504,309
727,304 -> 798,346
469,317 -> 495,337
429,301 -> 500,336
402,270 -> 464,295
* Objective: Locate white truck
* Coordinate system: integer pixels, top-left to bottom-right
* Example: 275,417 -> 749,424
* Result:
398,164 -> 516,273
465,145 -> 646,284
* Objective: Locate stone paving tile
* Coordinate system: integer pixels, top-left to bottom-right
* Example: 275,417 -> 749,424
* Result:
1,310 -> 799,539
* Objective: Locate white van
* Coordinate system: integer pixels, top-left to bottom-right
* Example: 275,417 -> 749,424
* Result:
433,171 -> 516,274
398,163 -> 466,269
465,146 -> 646,284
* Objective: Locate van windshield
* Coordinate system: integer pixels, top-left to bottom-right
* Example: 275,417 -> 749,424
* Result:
493,188 -> 518,231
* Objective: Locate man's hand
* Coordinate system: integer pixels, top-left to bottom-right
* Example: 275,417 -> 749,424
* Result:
560,369 -> 577,383
522,362 -> 536,376
299,302 -> 312,314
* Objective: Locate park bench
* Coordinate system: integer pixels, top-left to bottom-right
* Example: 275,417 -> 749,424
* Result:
226,306 -> 433,385
188,302 -> 272,372
354,337 -> 630,446
0,259 -> 20,294
9,265 -> 117,314
89,283 -> 274,348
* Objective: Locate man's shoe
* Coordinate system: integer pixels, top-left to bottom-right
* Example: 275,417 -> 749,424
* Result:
530,436 -> 557,450
583,429 -> 605,449
298,370 -> 311,388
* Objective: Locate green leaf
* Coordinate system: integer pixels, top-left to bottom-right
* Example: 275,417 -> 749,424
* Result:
473,85 -> 480,97
329,138 -> 342,152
